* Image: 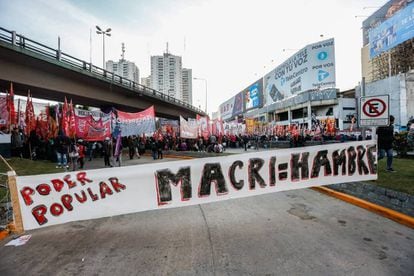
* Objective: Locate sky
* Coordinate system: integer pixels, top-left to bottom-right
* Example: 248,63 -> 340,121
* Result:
0,0 -> 388,114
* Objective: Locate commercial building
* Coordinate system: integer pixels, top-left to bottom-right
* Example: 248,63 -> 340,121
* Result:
361,0 -> 414,83
359,0 -> 414,130
218,3 -> 414,133
218,38 -> 355,131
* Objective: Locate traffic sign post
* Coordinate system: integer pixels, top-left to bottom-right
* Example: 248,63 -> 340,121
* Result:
359,95 -> 390,127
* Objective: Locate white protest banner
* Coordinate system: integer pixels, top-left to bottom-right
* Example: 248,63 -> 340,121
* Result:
16,140 -> 376,230
180,116 -> 198,139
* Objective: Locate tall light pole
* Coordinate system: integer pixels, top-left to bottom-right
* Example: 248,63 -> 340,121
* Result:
96,25 -> 111,69
193,77 -> 207,114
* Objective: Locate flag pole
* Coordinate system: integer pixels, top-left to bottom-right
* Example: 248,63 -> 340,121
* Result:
17,98 -> 20,128
28,91 -> 33,160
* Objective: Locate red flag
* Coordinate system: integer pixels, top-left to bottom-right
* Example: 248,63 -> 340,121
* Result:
8,82 -> 16,127
49,115 -> 58,139
25,91 -> 35,136
36,106 -> 50,139
68,100 -> 76,138
62,97 -> 69,134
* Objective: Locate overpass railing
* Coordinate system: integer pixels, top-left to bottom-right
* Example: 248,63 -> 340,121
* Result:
0,27 -> 204,114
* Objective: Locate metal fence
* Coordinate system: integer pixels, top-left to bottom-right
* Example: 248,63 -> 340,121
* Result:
0,26 -> 204,115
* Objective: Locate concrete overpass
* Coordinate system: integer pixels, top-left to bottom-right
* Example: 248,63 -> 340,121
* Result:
0,27 -> 205,119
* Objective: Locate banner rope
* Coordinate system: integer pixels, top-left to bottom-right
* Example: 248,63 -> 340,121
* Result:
0,154 -> 14,172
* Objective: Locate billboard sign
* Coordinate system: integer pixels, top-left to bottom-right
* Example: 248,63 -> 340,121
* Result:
233,91 -> 244,116
244,78 -> 263,111
219,92 -> 244,121
219,96 -> 235,121
264,38 -> 336,106
369,3 -> 414,58
362,0 -> 409,46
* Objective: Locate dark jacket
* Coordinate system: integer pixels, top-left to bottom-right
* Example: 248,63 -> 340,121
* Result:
55,133 -> 70,154
376,125 -> 394,150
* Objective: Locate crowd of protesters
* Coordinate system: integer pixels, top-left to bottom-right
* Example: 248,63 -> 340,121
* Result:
3,121 -> 380,172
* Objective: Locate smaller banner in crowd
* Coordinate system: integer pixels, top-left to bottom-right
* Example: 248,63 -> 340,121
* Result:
0,95 -> 7,127
75,109 -> 111,141
245,118 -> 255,134
115,106 -> 156,137
16,140 -> 377,230
180,116 -> 198,139
196,115 -> 210,139
224,120 -> 245,135
211,119 -> 224,136
159,118 -> 179,136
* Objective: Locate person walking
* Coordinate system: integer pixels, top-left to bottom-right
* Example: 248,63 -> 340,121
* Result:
157,139 -> 164,159
77,139 -> 85,169
242,135 -> 249,151
127,136 -> 135,160
11,127 -> 23,158
103,137 -> 113,167
150,138 -> 158,160
54,130 -> 70,169
68,140 -> 79,171
376,115 -> 396,172
88,141 -> 96,161
133,136 -> 141,158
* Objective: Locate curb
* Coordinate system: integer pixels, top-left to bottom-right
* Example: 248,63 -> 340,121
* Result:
142,153 -> 195,160
0,222 -> 22,241
311,186 -> 414,229
0,229 -> 9,241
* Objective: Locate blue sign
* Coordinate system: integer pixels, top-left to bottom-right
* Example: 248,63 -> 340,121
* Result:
244,79 -> 263,111
369,3 -> 414,58
318,70 -> 330,81
317,51 -> 328,60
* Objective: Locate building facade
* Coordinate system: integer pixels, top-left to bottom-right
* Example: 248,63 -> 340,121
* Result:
106,59 -> 140,84
359,0 -> 414,130
361,0 -> 414,83
182,68 -> 192,105
141,76 -> 151,88
151,53 -> 182,100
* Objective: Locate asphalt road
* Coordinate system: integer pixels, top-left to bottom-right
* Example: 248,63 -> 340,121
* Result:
1,187 -> 413,275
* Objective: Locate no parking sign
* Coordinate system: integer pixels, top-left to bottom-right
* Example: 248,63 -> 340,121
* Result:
359,95 -> 389,126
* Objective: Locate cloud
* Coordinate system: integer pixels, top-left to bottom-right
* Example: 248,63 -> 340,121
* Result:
1,0 -> 379,113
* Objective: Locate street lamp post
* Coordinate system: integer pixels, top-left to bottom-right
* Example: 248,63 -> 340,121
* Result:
193,77 -> 207,114
96,25 -> 111,69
